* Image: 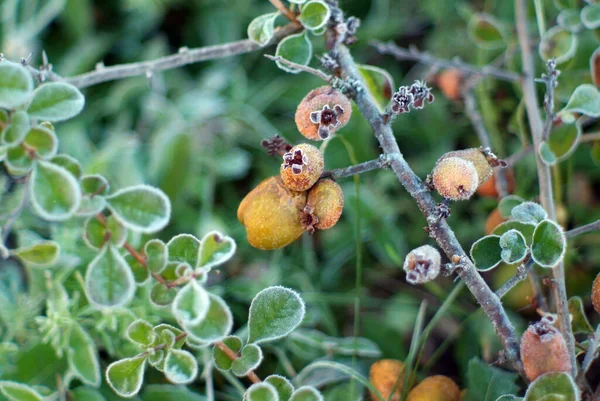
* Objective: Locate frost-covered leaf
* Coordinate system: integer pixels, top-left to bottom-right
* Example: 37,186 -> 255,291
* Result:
106,185 -> 171,234
198,231 -> 235,270
465,358 -> 519,401
51,154 -> 82,179
470,235 -> 502,271
1,111 -> 30,145
23,126 -> 58,160
78,174 -> 109,216
183,293 -> 232,344
145,239 -> 168,273
244,382 -> 279,401
492,221 -> 536,246
85,245 -> 136,308
213,336 -> 243,371
153,324 -> 186,349
498,195 -> 525,218
247,12 -> 279,46
5,145 -> 33,175
232,344 -> 263,377
524,372 -> 578,401
30,160 -> 81,221
357,64 -> 395,113
27,82 -> 85,122
248,286 -> 305,344
83,215 -> 127,249
164,349 -> 198,384
468,13 -> 506,49
568,296 -> 594,334
106,355 -> 147,398
126,253 -> 149,285
265,375 -> 294,401
11,241 -> 60,267
167,234 -> 200,266
539,122 -> 581,166
126,319 -> 156,347
557,9 -> 582,32
150,282 -> 178,307
531,220 -> 566,268
0,381 -> 43,401
499,230 -> 528,265
511,202 -> 547,224
0,62 -> 33,108
275,32 -> 313,74
172,280 -> 210,325
68,323 -> 101,386
290,386 -> 323,401
582,4 -> 600,29
539,27 -> 577,65
299,1 -> 331,31
558,84 -> 600,123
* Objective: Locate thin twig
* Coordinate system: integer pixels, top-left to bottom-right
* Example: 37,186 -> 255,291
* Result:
333,44 -> 523,373
515,0 -> 577,376
323,158 -> 386,179
578,324 -> 600,385
539,59 -> 558,141
57,24 -> 301,88
372,42 -> 521,82
215,341 -> 261,384
496,259 -> 534,299
504,146 -> 533,167
462,89 -> 509,198
268,0 -> 298,22
566,219 -> 600,238
264,55 -> 332,81
580,132 -> 600,143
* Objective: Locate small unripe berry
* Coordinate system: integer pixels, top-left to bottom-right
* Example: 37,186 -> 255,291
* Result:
406,376 -> 460,401
238,176 -> 306,250
431,157 -> 479,201
369,359 -> 409,401
437,69 -> 463,101
295,86 -> 352,141
280,144 -> 324,192
403,245 -> 441,285
442,148 -> 494,186
520,317 -> 572,382
592,272 -> 600,314
304,179 -> 344,231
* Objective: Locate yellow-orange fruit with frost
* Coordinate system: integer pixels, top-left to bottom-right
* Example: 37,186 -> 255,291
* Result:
295,86 -> 352,141
369,359 -> 409,401
406,375 -> 460,401
238,176 -> 306,250
280,144 -> 324,192
441,148 -> 493,186
593,273 -> 600,314
432,157 -> 479,201
520,318 -> 572,381
306,179 -> 344,230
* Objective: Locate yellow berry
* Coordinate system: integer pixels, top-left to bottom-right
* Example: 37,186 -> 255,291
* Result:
432,157 -> 479,201
520,318 -> 572,381
406,376 -> 460,401
295,86 -> 352,141
443,148 -> 493,186
238,176 -> 306,250
305,179 -> 344,231
280,144 -> 324,192
593,273 -> 600,314
369,359 -> 409,401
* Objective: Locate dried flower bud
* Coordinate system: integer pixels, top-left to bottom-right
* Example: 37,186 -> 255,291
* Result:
409,80 -> 435,109
406,376 -> 460,401
520,317 -> 572,381
280,144 -> 324,191
431,157 -> 479,201
304,179 -> 344,231
592,272 -> 600,314
238,176 -> 306,250
403,245 -> 441,284
296,86 -> 352,141
436,69 -> 463,101
391,80 -> 434,114
369,359 -> 409,401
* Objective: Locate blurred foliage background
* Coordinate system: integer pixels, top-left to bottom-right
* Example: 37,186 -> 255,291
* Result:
2,0 -> 600,397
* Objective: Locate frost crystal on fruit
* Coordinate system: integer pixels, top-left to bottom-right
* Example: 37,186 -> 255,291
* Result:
282,148 -> 308,175
403,245 -> 441,284
310,104 -> 344,140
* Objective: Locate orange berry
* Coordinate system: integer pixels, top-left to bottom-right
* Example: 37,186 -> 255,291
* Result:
437,69 -> 463,101
406,375 -> 460,401
432,157 -> 479,201
295,86 -> 352,141
304,178 -> 344,231
238,176 -> 306,250
592,273 -> 600,314
520,317 -> 572,382
369,359 -> 409,401
280,144 -> 324,192
477,169 -> 516,198
442,148 -> 494,186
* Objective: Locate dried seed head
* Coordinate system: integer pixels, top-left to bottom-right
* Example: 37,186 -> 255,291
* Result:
280,143 -> 324,191
409,80 -> 435,109
431,157 -> 479,201
391,80 -> 434,115
520,317 -> 572,381
369,359 -> 409,401
593,272 -> 600,314
238,176 -> 307,250
296,86 -> 352,141
403,245 -> 441,284
306,178 -> 344,230
406,375 -> 460,401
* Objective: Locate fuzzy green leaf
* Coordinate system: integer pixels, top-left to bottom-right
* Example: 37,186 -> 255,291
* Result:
106,185 -> 171,234
290,386 -> 323,401
0,381 -> 43,401
83,215 -> 127,249
150,282 -> 178,306
247,12 -> 279,46
183,293 -> 233,344
12,241 -> 60,267
70,387 -> 107,401
198,231 -> 236,270
275,32 -> 313,74
299,1 -> 331,31
470,235 -> 502,271
144,239 -> 168,273
27,82 -> 85,122
0,62 -> 33,108
67,323 -> 101,386
559,84 -> 600,123
85,245 -> 136,308
499,230 -> 528,265
78,174 -> 109,216
531,220 -> 566,268
213,336 -> 243,371
557,9 -> 581,32
142,384 -> 208,401
465,358 -> 519,401
125,253 -> 149,285
568,296 -> 594,334
511,202 -> 547,224
5,145 -> 33,175
23,126 -> 58,160
492,221 -> 535,246
468,13 -> 506,49
1,111 -> 30,145
539,27 -> 577,65
582,4 -> 600,29
51,154 -> 82,179
248,286 -> 305,344
265,375 -> 294,401
232,344 -> 263,377
30,159 -> 81,221
172,280 -> 210,325
126,319 -> 156,347
164,349 -> 198,384
244,383 -> 279,401
106,355 -> 147,398
168,234 -> 201,266
524,372 -> 578,401
498,195 -> 525,218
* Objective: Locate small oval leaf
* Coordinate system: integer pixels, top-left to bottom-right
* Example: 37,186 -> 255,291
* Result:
213,336 -> 243,371
470,235 -> 502,271
468,13 -> 506,50
499,229 -> 528,265
12,241 -> 60,267
106,355 -> 147,398
265,375 -> 294,401
126,319 -> 156,347
23,126 -> 58,160
51,154 -> 82,179
538,27 -> 577,65
27,82 -> 85,122
30,160 -> 81,221
275,32 -> 313,74
183,293 -> 233,344
248,12 -> 279,46
0,381 -> 43,401
172,280 -> 210,326
164,349 -> 198,384
559,84 -> 600,123
290,386 -> 323,401
511,202 -> 548,224
231,344 -> 264,377
582,4 -> 600,29
68,323 -> 101,386
85,245 -> 136,308
524,372 -> 578,401
1,111 -> 30,146
244,383 -> 279,401
299,1 -> 331,31
198,231 -> 236,270
0,62 -> 33,109
531,220 -> 566,268
106,185 -> 171,234
145,239 -> 168,273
